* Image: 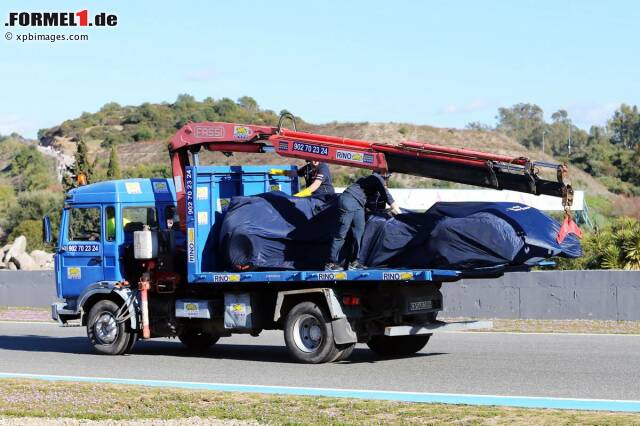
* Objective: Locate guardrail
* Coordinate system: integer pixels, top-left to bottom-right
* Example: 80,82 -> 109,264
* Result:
1,270 -> 639,320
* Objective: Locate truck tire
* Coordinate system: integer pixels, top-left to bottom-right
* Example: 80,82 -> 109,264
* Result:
284,302 -> 340,364
178,329 -> 219,350
367,335 -> 431,358
332,343 -> 356,362
124,332 -> 138,354
86,300 -> 133,355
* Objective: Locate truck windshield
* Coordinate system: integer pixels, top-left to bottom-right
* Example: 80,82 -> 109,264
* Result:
122,206 -> 158,232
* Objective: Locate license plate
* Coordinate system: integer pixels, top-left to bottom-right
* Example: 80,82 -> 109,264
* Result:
409,300 -> 432,312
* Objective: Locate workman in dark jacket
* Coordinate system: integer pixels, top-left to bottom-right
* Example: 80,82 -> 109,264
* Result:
293,161 -> 334,197
326,172 -> 400,271
270,161 -> 334,197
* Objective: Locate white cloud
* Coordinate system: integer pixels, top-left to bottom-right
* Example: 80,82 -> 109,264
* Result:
436,99 -> 490,116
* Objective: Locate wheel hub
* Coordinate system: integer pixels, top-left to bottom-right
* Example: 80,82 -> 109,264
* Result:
94,312 -> 118,344
293,314 -> 324,353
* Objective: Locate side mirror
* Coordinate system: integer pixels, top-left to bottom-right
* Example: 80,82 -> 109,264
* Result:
42,215 -> 52,244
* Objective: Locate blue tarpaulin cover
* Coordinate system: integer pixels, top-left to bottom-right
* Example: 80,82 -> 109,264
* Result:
218,192 -> 581,271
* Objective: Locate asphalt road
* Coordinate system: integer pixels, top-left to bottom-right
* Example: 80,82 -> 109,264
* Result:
1,322 -> 639,401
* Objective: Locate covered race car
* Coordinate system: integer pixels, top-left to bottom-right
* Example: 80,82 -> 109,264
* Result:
218,191 -> 581,271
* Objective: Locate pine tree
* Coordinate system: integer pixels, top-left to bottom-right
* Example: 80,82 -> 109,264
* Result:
75,138 -> 91,177
107,146 -> 122,179
62,138 -> 94,191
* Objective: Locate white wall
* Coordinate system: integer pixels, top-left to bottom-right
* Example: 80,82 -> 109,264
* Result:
335,188 -> 584,211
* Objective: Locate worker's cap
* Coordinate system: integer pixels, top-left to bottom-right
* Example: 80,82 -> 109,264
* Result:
375,171 -> 392,180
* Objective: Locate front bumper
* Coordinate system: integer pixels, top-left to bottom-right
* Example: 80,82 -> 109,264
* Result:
51,302 -> 80,324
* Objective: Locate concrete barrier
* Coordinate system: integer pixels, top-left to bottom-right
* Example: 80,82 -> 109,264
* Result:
1,270 -> 639,320
442,270 -> 640,320
0,271 -> 57,309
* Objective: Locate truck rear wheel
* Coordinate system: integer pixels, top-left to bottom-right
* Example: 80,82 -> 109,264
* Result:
284,302 -> 340,364
332,343 -> 356,362
86,300 -> 134,355
178,329 -> 219,350
367,335 -> 431,358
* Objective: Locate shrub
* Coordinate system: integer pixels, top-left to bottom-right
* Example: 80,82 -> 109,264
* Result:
101,132 -> 127,148
2,190 -> 62,246
557,217 -> 640,270
8,219 -> 44,251
133,126 -> 154,141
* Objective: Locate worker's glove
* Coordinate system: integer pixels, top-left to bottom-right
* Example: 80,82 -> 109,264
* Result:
269,168 -> 288,176
293,188 -> 313,197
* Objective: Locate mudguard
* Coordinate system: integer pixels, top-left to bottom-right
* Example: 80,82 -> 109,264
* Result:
76,282 -> 139,331
274,288 -> 357,344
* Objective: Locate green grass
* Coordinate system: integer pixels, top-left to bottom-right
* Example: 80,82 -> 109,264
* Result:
1,379 -> 639,425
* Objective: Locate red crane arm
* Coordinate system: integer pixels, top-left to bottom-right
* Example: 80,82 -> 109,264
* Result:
169,120 -> 579,241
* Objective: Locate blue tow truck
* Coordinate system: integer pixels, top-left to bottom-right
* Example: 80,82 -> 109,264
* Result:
46,118 -> 575,363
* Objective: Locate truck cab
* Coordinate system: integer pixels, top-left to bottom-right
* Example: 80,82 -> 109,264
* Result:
55,178 -> 179,302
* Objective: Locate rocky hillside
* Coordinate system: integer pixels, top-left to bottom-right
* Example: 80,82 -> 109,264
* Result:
43,106 -> 608,193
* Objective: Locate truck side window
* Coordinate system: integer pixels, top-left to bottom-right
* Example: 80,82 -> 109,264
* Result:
105,207 -> 116,241
122,207 -> 158,233
68,207 -> 101,241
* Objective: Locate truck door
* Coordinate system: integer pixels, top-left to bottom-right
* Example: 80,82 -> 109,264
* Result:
59,205 -> 104,298
102,205 -> 121,282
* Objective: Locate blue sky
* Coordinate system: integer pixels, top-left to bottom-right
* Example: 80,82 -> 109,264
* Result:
1,0 -> 639,138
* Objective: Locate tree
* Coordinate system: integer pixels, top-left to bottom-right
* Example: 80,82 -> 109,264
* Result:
237,96 -> 258,113
551,109 -> 570,124
63,138 -> 93,190
75,138 -> 90,176
569,126 -> 618,179
174,94 -> 196,110
622,147 -> 640,187
3,190 -> 62,247
609,104 -> 640,149
10,145 -> 54,192
496,103 -> 545,149
466,122 -> 492,131
99,102 -> 122,113
107,146 -> 122,179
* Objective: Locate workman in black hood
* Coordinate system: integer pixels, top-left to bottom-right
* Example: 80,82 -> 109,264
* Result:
326,172 -> 400,271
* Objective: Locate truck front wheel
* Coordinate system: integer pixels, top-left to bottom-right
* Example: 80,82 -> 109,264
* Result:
86,300 -> 134,355
367,335 -> 431,358
284,302 -> 340,364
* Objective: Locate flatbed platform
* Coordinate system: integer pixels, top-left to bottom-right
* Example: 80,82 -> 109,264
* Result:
189,268 -> 463,284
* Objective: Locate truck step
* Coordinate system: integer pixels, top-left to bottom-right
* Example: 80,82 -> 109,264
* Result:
384,320 -> 493,336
